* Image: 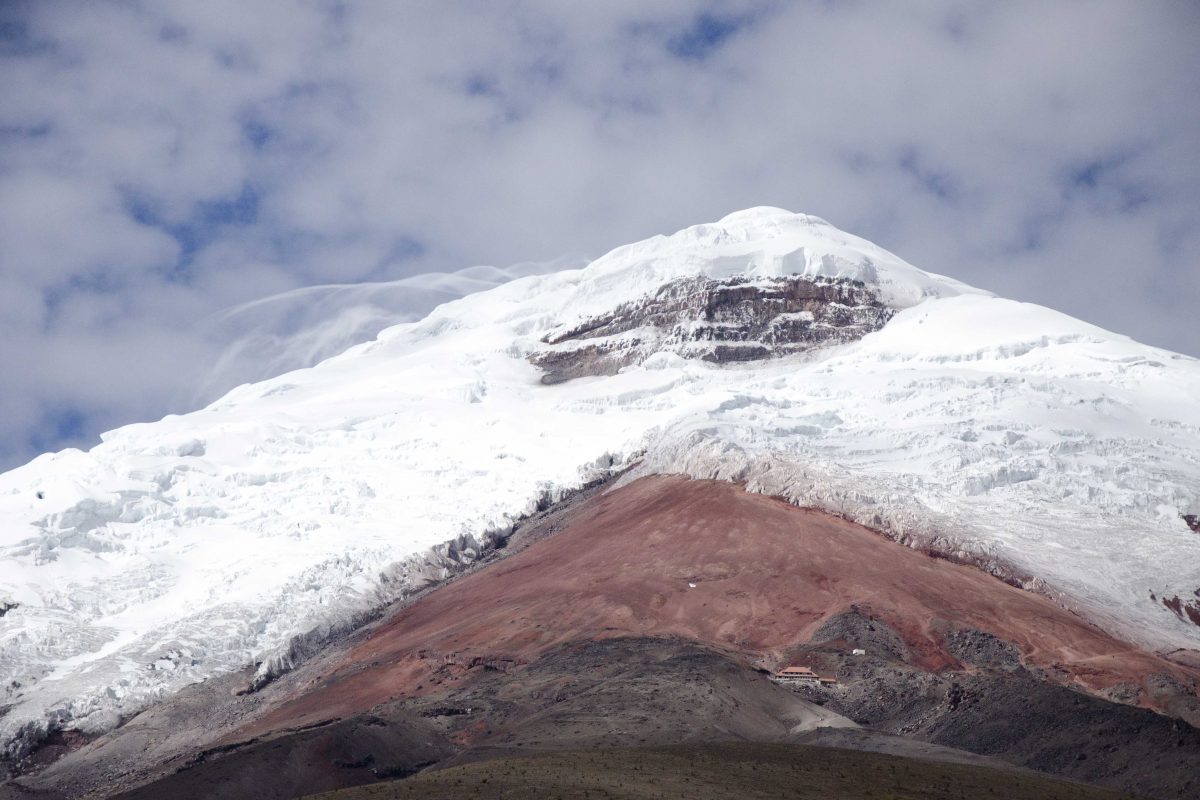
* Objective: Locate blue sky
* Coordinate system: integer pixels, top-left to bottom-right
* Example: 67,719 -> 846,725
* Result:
1,0 -> 1198,470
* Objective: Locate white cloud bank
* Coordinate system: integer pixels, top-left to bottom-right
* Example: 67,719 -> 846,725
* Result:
1,0 -> 1197,468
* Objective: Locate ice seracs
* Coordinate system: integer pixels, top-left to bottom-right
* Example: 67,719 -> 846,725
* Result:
2,207 -> 1200,760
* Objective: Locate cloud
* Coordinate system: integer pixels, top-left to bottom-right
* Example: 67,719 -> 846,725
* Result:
0,0 -> 1198,469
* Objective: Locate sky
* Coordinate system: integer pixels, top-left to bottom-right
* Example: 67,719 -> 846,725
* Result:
1,0 -> 1198,471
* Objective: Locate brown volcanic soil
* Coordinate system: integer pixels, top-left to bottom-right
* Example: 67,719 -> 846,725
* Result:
238,476 -> 1199,739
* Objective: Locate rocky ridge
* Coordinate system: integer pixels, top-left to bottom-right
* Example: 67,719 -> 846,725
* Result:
530,275 -> 892,383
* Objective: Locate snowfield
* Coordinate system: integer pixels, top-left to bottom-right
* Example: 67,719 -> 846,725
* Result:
2,207 -> 1199,755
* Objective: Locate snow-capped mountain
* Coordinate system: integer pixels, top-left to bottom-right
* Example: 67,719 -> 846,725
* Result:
2,207 -> 1199,758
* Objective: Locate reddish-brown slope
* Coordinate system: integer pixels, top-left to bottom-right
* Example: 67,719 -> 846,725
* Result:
239,476 -> 1197,738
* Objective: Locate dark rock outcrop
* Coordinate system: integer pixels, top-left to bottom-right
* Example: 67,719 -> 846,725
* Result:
944,629 -> 1022,670
808,608 -> 912,664
1162,595 -> 1200,628
530,275 -> 893,384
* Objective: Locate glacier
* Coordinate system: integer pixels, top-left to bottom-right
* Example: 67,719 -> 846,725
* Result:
2,206 -> 1200,758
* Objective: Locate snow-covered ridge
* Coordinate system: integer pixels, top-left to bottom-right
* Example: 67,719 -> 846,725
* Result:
503,207 -> 983,330
2,207 -> 1200,759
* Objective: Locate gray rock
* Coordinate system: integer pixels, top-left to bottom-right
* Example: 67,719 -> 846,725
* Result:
530,275 -> 893,384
